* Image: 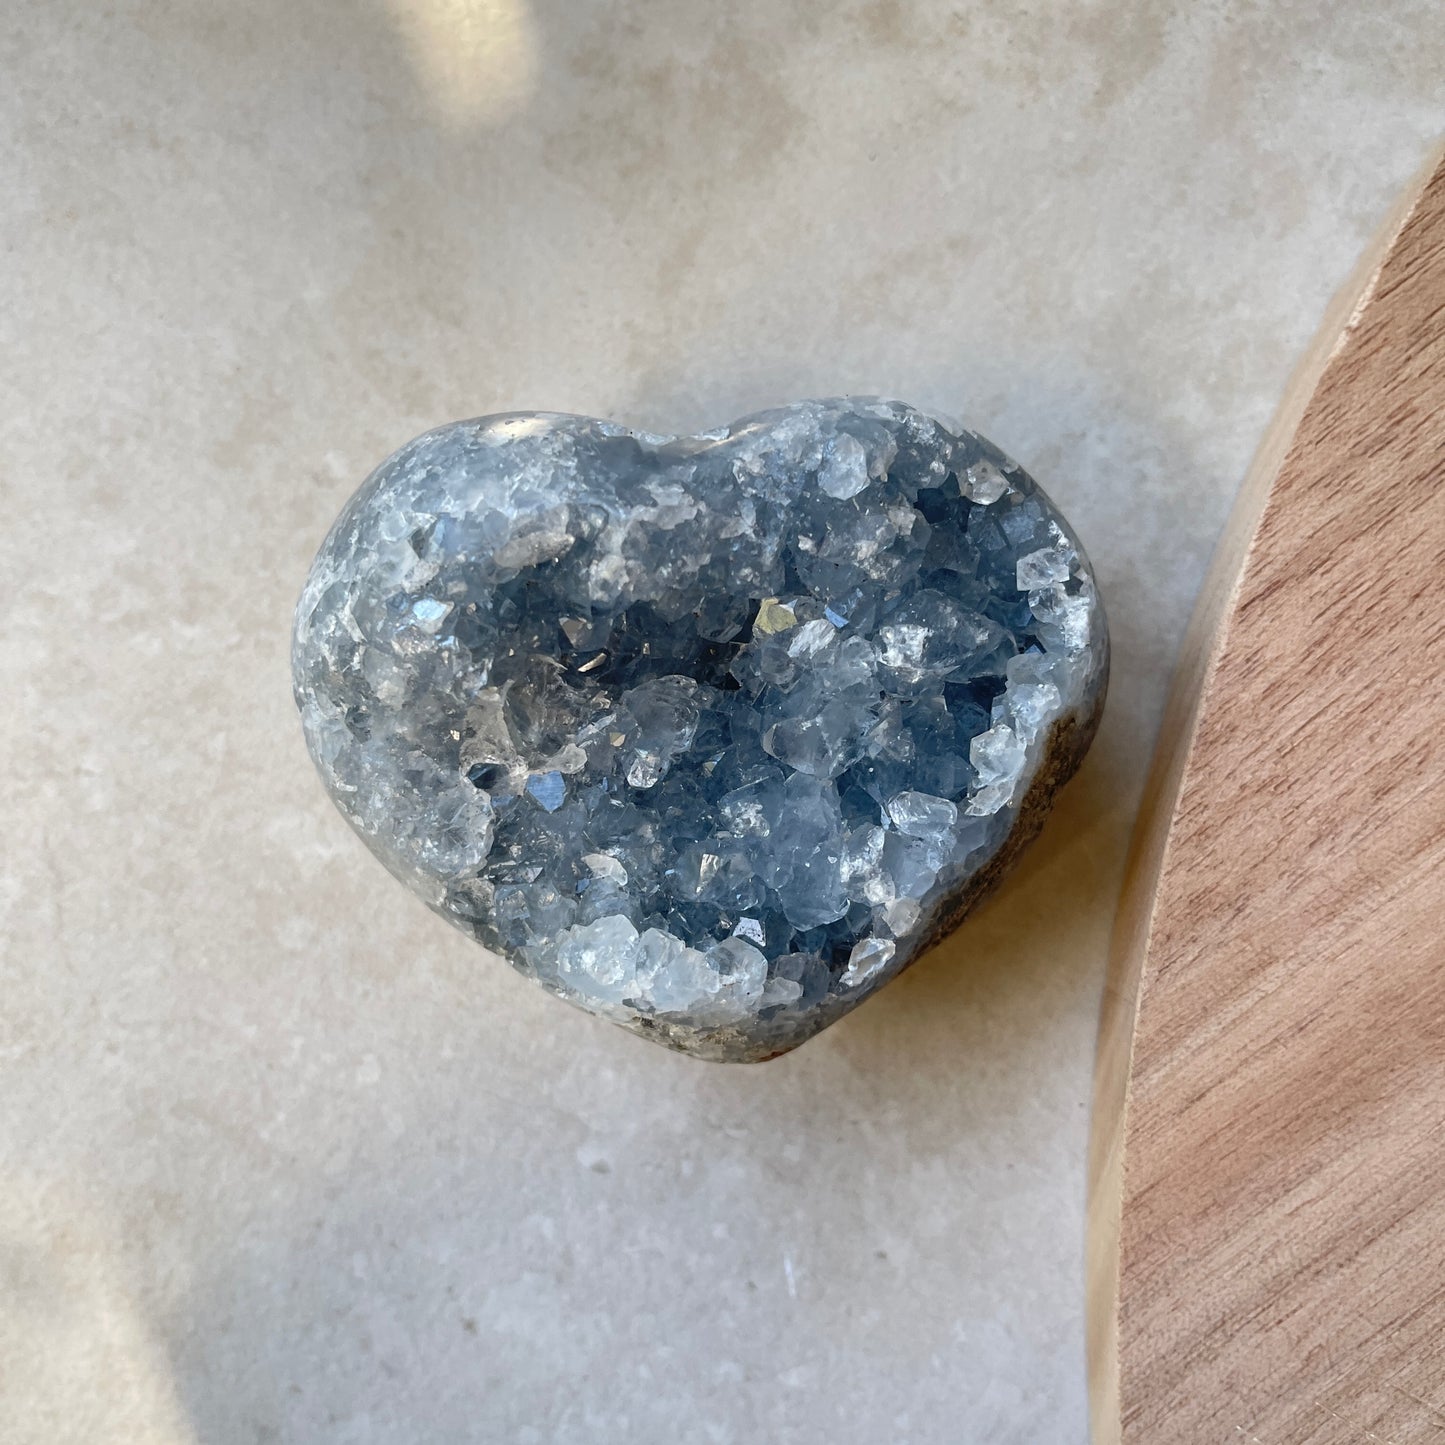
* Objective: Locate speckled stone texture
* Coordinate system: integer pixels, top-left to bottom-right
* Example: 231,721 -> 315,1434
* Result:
293,399 -> 1107,1059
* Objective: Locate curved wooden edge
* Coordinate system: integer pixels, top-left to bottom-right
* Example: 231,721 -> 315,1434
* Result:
1086,141 -> 1445,1445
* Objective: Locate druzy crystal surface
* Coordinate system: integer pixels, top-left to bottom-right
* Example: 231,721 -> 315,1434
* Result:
293,400 -> 1107,1060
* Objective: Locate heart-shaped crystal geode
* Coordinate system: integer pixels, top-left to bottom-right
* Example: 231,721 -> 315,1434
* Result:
293,399 -> 1108,1060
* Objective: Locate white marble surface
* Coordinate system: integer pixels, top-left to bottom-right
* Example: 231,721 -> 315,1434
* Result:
2,3 -> 1441,1441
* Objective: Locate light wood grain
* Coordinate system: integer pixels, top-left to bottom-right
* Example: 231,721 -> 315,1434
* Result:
1088,144 -> 1445,1444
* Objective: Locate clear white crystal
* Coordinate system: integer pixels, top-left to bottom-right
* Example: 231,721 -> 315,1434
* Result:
886,790 -> 959,846
1016,541 -> 1074,590
817,433 -> 872,500
962,459 -> 1009,503
841,936 -> 896,988
554,915 -> 641,1006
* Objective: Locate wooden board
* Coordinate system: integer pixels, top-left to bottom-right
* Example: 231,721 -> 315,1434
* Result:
1087,144 -> 1445,1444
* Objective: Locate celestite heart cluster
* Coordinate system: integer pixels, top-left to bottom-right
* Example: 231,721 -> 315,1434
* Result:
293,399 -> 1107,1060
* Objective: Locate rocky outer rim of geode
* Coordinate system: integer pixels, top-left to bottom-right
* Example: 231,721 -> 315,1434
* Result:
293,398 -> 1109,1063
624,678 -> 1107,1063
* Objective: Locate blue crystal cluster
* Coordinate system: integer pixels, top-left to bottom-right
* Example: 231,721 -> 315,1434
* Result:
293,400 -> 1107,1059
